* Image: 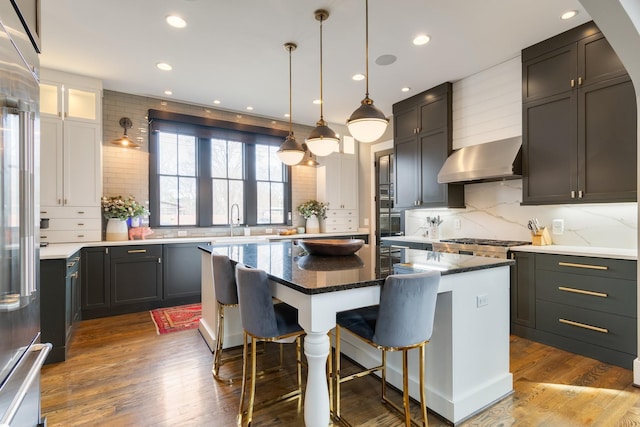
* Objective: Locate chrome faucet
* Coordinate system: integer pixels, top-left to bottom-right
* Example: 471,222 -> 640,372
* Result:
230,203 -> 240,237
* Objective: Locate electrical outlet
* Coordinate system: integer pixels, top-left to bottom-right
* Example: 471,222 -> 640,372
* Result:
552,219 -> 564,235
454,218 -> 461,230
178,230 -> 188,237
477,294 -> 489,307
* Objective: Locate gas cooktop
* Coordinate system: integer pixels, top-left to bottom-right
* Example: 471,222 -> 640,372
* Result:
438,238 -> 530,247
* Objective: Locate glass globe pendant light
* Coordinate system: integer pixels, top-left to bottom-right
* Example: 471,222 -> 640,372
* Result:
277,42 -> 306,165
347,0 -> 388,143
306,9 -> 339,157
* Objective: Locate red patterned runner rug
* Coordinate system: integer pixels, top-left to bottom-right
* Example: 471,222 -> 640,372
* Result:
150,303 -> 201,335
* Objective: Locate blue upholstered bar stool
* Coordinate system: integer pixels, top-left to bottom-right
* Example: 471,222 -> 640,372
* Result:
211,254 -> 242,383
334,271 -> 440,427
235,264 -> 305,426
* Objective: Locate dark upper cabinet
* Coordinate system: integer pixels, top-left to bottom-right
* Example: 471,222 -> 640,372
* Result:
393,82 -> 464,209
522,21 -> 637,205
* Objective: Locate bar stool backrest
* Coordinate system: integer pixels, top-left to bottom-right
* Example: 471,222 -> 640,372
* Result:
212,254 -> 238,306
235,264 -> 279,338
373,271 -> 440,349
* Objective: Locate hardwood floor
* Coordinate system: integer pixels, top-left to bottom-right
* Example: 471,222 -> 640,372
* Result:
42,311 -> 640,426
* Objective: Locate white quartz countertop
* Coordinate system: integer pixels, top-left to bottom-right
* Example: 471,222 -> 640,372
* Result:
40,230 -> 370,260
510,244 -> 637,261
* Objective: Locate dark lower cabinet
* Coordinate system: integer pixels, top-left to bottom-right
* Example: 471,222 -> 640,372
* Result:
110,245 -> 162,307
510,251 -> 637,369
510,251 -> 536,329
163,243 -> 205,299
81,243 -> 204,319
82,246 -> 109,311
40,250 -> 81,364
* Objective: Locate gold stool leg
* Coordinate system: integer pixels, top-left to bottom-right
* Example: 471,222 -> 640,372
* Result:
381,349 -> 387,402
247,338 -> 258,426
212,303 -> 226,380
403,349 -> 411,426
238,332 -> 249,425
420,345 -> 428,426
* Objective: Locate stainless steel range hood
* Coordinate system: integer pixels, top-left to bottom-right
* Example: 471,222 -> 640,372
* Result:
437,136 -> 522,184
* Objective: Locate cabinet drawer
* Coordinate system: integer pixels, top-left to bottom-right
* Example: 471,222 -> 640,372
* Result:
324,224 -> 358,233
326,209 -> 357,218
536,269 -> 636,317
40,206 -> 101,219
536,300 -> 636,354
110,245 -> 162,259
325,217 -> 356,226
536,253 -> 636,280
40,230 -> 101,243
47,218 -> 102,231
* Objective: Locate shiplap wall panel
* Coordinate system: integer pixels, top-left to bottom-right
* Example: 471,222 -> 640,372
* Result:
452,56 -> 522,149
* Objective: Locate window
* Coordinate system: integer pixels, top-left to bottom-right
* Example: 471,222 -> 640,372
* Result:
148,110 -> 291,228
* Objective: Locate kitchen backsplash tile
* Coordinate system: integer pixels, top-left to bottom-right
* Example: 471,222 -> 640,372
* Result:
404,180 -> 637,249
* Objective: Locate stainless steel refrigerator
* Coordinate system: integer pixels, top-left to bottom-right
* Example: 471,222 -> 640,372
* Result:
0,2 -> 51,426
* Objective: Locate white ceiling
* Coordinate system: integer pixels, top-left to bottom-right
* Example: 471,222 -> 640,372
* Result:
39,0 -> 591,129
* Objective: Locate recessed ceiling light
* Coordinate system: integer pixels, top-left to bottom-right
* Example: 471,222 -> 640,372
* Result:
166,15 -> 187,28
401,87 -> 410,92
246,106 -> 253,111
352,73 -> 365,81
313,99 -> 322,105
213,100 -> 221,105
413,34 -> 431,46
561,10 -> 578,20
156,62 -> 172,71
164,90 -> 173,95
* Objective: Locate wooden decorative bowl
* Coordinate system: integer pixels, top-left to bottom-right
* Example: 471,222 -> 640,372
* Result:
296,239 -> 364,256
297,254 -> 364,271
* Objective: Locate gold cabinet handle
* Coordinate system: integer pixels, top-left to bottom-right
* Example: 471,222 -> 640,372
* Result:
559,318 -> 608,334
558,261 -> 608,271
127,249 -> 147,254
570,79 -> 575,88
67,262 -> 75,268
558,286 -> 608,298
578,76 -> 583,85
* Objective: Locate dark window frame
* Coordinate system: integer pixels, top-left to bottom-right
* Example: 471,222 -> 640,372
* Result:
148,110 -> 291,228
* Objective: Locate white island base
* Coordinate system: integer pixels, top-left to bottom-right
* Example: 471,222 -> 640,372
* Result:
338,266 -> 513,424
199,250 -> 513,425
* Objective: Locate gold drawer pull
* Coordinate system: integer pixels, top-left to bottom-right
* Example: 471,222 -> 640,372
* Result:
558,261 -> 608,271
127,249 -> 147,254
559,318 -> 609,334
558,286 -> 608,298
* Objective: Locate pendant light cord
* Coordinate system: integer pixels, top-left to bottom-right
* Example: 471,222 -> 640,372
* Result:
288,44 -> 293,136
365,0 -> 370,98
319,14 -> 325,121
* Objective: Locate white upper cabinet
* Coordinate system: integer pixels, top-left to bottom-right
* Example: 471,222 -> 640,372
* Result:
40,69 -> 101,123
39,69 -> 103,243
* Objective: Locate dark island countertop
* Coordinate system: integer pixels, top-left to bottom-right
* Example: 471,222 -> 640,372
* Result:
198,241 -> 513,295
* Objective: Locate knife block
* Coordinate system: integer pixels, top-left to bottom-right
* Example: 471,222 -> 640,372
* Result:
531,227 -> 552,246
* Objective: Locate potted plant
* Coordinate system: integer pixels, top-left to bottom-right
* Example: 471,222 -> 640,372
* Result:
101,195 -> 149,240
297,200 -> 328,234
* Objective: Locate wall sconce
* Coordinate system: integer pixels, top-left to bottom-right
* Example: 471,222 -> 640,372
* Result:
111,117 -> 141,148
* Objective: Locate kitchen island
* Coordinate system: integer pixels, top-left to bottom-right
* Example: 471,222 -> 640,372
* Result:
199,241 -> 514,426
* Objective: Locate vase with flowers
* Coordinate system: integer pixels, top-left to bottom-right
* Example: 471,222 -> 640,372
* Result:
297,200 -> 328,234
101,195 -> 149,240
